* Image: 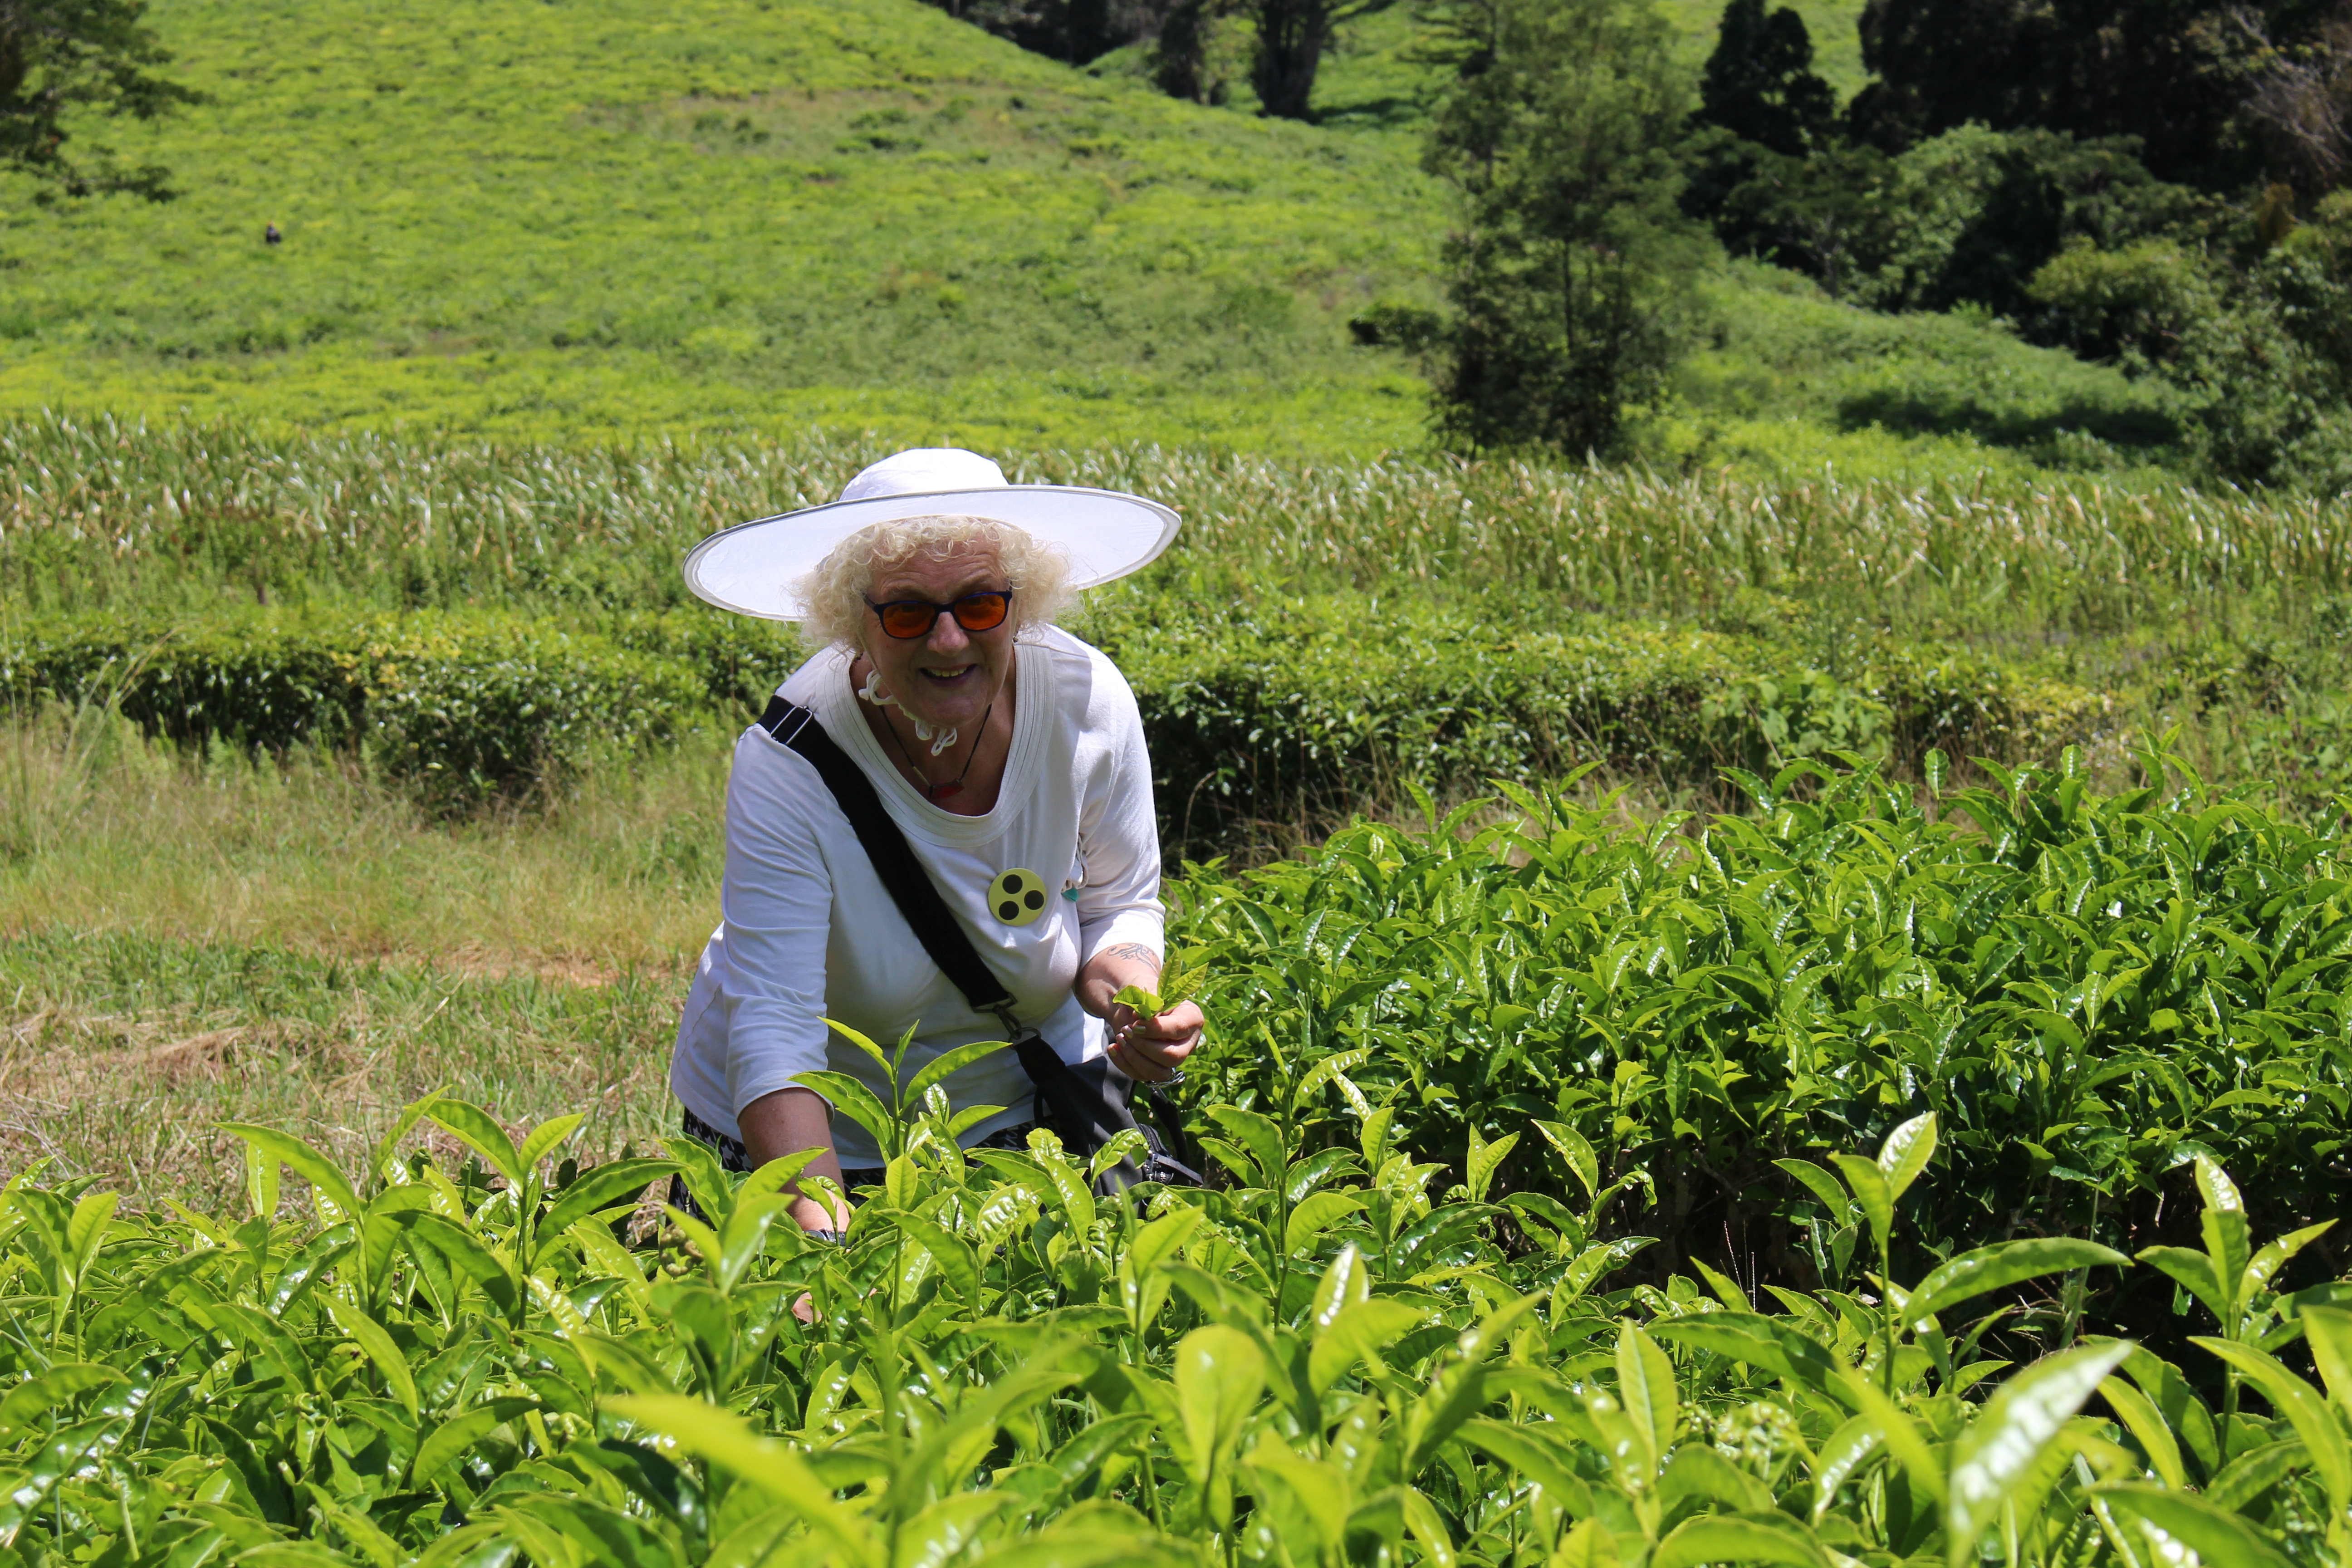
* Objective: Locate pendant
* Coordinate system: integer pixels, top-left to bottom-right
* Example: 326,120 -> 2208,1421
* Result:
931,781 -> 964,799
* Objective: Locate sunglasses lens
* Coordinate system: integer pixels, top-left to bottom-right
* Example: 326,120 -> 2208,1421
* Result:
954,593 -> 1010,632
877,603 -> 936,639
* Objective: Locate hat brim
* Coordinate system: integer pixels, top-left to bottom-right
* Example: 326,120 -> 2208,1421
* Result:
681,485 -> 1182,621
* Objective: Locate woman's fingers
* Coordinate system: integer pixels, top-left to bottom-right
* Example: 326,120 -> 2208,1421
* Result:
1109,1038 -> 1177,1082
1127,1001 -> 1203,1048
1110,1001 -> 1203,1081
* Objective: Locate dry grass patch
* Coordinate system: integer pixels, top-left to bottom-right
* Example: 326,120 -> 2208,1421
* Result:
0,927 -> 689,1210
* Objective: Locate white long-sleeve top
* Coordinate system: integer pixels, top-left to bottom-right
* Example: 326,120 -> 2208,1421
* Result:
668,625 -> 1166,1167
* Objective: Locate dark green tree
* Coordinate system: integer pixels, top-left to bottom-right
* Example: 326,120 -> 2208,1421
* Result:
0,0 -> 202,201
1422,0 -> 1710,454
1712,142 -> 1902,297
1846,0 -> 2276,189
1245,0 -> 1388,120
1152,0 -> 1241,103
1697,0 -> 1834,156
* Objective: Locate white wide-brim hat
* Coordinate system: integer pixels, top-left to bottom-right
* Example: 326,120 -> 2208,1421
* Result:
681,447 -> 1181,621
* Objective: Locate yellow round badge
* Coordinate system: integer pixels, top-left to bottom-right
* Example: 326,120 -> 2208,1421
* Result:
989,868 -> 1051,927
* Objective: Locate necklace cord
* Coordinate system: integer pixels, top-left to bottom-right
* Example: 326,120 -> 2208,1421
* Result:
881,698 -> 994,801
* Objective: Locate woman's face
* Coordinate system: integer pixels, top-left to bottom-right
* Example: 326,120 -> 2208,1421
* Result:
862,543 -> 1014,732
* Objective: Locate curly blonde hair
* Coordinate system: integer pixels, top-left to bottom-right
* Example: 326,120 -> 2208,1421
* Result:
794,515 -> 1076,652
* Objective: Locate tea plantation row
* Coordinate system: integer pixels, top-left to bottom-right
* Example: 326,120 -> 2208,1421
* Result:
7,1085 -> 2346,1567
4,756 -> 2348,1566
0,601 -> 2101,850
1174,757 -> 2351,1338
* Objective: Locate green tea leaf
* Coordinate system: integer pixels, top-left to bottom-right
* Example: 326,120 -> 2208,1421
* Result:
1111,984 -> 1165,1018
1945,1341 -> 2131,1566
2095,1484 -> 2297,1568
219,1124 -> 361,1226
1876,1111 -> 1938,1204
1906,1237 -> 2130,1328
1173,1325 -> 1266,1477
421,1099 -> 526,1191
1654,1513 -> 1840,1568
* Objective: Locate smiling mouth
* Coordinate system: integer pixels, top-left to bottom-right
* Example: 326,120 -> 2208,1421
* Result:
920,665 -> 977,682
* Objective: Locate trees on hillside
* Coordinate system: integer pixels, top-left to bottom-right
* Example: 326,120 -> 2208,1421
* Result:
0,0 -> 201,201
1697,0 -> 1833,156
1420,0 -> 1708,454
1248,0 -> 1379,119
1846,0 -> 2289,191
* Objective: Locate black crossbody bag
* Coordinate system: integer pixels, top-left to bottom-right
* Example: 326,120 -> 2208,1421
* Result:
759,696 -> 1202,1195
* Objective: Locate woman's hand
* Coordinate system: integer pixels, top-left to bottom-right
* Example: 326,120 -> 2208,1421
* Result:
1078,941 -> 1204,1084
1106,998 -> 1204,1083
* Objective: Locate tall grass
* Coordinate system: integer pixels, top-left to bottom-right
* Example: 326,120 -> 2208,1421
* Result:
6,416 -> 2350,635
0,713 -> 721,1205
0,708 -> 730,966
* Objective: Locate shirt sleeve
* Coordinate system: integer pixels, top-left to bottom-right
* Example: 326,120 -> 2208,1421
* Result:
713,731 -> 839,1117
1074,657 -> 1166,965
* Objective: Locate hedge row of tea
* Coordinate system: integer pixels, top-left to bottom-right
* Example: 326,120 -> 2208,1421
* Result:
0,602 -> 2104,843
1172,759 -> 2352,1345
10,1081 -> 2348,1568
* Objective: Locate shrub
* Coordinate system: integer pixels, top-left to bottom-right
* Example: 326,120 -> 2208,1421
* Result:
8,1082 -> 2346,1567
1089,595 -> 2103,852
1,599 -> 2112,841
0,610 -> 706,803
1176,752 -> 2352,1345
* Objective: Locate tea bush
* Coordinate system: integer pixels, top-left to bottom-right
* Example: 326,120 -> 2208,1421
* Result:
1092,595 -> 2100,849
1175,751 -> 2352,1341
8,1076 -> 2347,1567
0,600 -> 2107,832
0,611 -> 705,803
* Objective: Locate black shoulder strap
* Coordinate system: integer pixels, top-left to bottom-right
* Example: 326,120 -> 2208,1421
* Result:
757,695 -> 1024,1031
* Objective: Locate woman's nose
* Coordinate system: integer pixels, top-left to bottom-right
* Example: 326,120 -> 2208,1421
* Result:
926,614 -> 971,655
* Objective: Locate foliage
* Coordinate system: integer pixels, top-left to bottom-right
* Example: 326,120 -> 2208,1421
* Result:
0,592 -> 2115,846
1421,0 -> 1712,456
1242,0 -> 1379,119
1149,0 -> 1252,104
0,609 -> 707,804
2019,191 -> 2352,489
1175,753 -> 2352,1337
0,0 -> 1441,455
1097,594 -> 2095,851
914,0 -> 1165,64
2027,236 -> 2224,367
2,1066 -> 2346,1567
1693,0 -> 1834,157
0,0 -> 200,201
1845,0 -> 2277,190
1706,123 -> 2201,318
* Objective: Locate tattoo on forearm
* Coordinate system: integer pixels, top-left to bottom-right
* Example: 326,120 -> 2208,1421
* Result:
1101,942 -> 1161,970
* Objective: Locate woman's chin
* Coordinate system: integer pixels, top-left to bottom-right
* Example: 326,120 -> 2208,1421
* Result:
903,669 -> 995,728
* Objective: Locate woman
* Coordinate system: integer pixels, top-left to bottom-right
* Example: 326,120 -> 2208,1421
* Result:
669,446 -> 1205,1235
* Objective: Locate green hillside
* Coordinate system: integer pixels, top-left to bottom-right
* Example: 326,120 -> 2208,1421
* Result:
0,0 -> 1440,451
0,0 -> 2169,474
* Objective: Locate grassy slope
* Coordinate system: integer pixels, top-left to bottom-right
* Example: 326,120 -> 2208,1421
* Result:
0,0 -> 2168,475
0,0 -> 1438,451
